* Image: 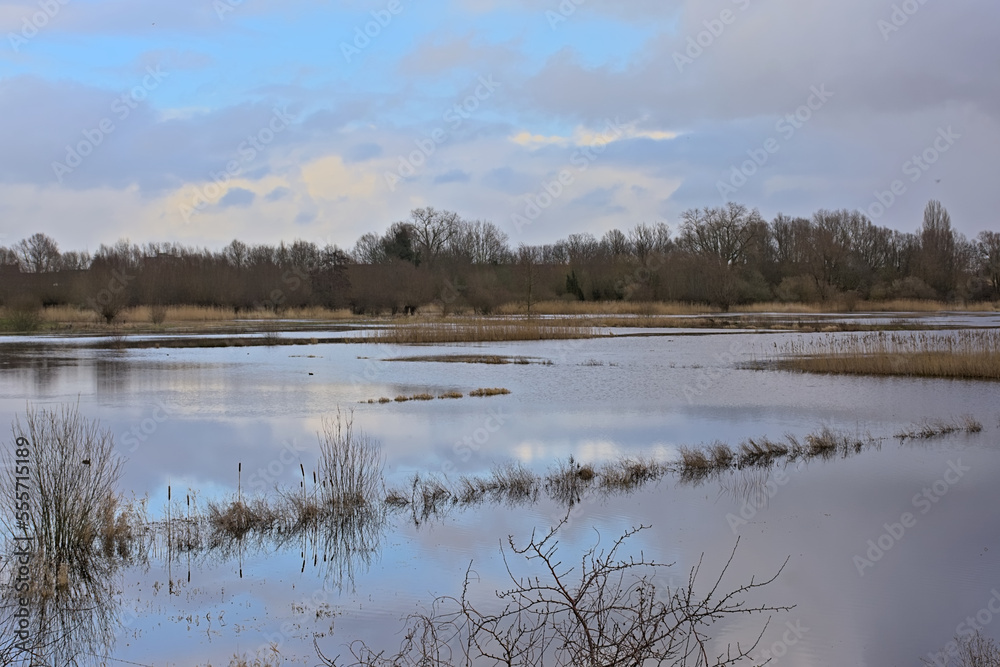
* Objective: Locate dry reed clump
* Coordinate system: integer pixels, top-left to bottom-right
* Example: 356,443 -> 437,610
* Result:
469,387 -> 511,397
97,493 -> 146,559
458,463 -> 540,505
316,409 -> 384,511
896,415 -> 984,440
438,391 -> 464,399
370,320 -> 594,344
738,437 -> 791,467
677,446 -> 711,474
707,442 -> 735,468
206,497 -> 279,540
390,393 -> 441,403
767,330 -> 1000,380
544,456 -> 596,504
391,474 -> 452,521
597,457 -> 666,490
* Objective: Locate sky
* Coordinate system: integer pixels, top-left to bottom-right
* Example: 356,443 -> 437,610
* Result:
0,0 -> 997,253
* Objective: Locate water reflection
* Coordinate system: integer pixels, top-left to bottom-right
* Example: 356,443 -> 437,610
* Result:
1,542 -> 125,666
141,503 -> 388,593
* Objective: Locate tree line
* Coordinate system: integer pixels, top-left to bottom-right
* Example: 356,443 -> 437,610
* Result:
2,200 -> 999,320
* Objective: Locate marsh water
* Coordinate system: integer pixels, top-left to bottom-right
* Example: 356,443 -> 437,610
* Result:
2,314 -> 1000,665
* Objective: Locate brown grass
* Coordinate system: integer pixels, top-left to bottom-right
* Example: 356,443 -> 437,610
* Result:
677,446 -> 711,473
597,457 -> 666,490
371,320 -> 595,344
896,415 -> 983,440
206,497 -> 279,539
469,387 -> 511,397
438,391 -> 464,399
497,300 -> 719,316
767,330 -> 1000,380
389,354 -> 535,365
457,463 -> 540,504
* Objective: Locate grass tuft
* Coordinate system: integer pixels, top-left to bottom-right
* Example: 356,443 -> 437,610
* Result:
896,415 -> 984,440
469,387 -> 511,397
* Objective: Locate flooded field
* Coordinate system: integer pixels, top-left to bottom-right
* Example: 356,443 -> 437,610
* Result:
1,314 -> 999,665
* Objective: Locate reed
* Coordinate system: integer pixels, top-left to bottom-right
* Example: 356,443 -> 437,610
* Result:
370,320 -> 594,344
766,330 -> 1000,380
896,415 -> 983,440
596,457 -> 666,490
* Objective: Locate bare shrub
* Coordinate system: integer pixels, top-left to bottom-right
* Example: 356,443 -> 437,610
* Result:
319,524 -> 790,666
317,410 -> 384,510
922,630 -> 1000,667
2,403 -> 124,563
150,304 -> 168,325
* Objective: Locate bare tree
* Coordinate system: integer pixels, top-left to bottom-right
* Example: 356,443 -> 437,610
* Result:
14,233 -> 61,273
223,239 -> 250,269
601,229 -> 631,258
410,207 -> 460,266
352,232 -> 387,265
450,220 -> 511,265
678,204 -> 763,267
976,231 -> 1000,298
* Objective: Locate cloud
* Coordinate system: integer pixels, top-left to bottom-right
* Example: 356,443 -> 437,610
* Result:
217,187 -> 255,207
0,0 -> 996,250
264,186 -> 292,202
433,169 -> 471,184
345,142 -> 383,163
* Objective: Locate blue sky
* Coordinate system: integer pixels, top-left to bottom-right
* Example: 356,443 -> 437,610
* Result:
1,0 -> 997,251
